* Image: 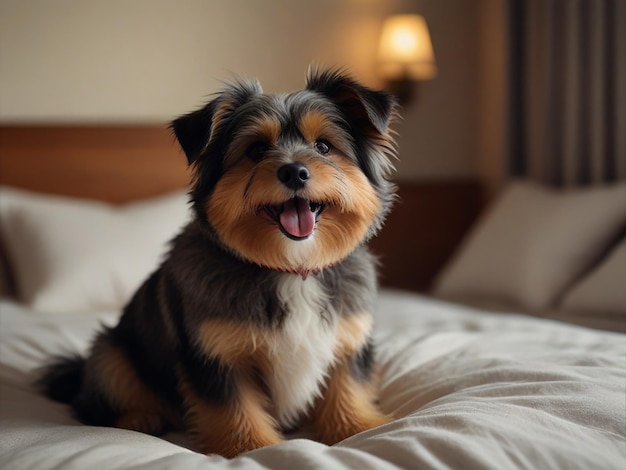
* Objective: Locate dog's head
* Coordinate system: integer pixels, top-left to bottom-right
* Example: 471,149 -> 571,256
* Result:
172,68 -> 398,276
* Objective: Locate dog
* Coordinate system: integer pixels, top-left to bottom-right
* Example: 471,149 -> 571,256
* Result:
38,67 -> 398,458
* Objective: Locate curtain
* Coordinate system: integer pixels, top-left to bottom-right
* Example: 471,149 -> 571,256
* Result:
506,0 -> 625,186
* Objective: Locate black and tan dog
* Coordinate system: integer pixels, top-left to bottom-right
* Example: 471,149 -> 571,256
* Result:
39,68 -> 398,458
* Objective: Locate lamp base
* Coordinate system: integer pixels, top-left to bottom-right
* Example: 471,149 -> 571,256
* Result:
386,78 -> 416,105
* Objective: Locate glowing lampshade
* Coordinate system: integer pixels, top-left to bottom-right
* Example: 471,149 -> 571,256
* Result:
379,14 -> 437,81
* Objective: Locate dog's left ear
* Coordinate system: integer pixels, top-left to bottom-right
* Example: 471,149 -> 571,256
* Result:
171,79 -> 263,164
305,68 -> 396,136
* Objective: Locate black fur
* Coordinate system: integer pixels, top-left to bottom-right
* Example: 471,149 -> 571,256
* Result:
36,354 -> 84,403
350,337 -> 375,382
112,272 -> 181,406
71,373 -> 119,427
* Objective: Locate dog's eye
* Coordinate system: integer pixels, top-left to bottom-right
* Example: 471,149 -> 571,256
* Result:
247,142 -> 270,161
314,139 -> 331,155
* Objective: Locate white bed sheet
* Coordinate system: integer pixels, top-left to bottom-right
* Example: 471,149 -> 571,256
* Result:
1,290 -> 625,469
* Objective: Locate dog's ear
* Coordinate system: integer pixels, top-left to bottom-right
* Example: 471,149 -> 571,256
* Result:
170,100 -> 219,164
171,79 -> 263,164
305,68 -> 397,136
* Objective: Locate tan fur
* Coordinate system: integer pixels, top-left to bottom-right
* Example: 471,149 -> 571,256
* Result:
180,378 -> 283,457
88,338 -> 177,434
335,313 -> 374,360
311,312 -> 392,444
206,144 -> 380,273
196,319 -> 266,364
298,110 -> 332,143
223,115 -> 283,167
297,111 -> 355,156
248,115 -> 282,143
311,360 -> 393,445
207,100 -> 235,147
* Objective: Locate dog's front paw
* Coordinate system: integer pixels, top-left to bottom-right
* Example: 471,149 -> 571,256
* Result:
116,411 -> 170,435
317,411 -> 394,445
217,434 -> 284,459
198,432 -> 284,458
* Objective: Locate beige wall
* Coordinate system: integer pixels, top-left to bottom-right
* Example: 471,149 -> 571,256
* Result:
0,0 -> 400,120
0,0 -> 506,185
393,0 -> 481,180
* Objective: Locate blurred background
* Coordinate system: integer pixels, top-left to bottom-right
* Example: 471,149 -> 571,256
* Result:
0,0 -> 506,189
1,0 -> 624,295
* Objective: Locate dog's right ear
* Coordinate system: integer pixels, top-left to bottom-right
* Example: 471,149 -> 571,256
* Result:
171,79 -> 263,164
171,100 -> 219,164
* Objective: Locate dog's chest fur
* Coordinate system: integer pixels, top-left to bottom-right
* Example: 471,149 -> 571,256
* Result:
266,274 -> 337,427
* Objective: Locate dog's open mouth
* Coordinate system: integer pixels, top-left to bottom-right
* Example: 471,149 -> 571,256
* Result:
264,197 -> 326,241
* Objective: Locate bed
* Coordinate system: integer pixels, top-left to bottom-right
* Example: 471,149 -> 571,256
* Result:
1,126 -> 625,469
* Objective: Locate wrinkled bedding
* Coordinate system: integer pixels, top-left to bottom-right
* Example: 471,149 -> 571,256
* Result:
1,290 -> 625,469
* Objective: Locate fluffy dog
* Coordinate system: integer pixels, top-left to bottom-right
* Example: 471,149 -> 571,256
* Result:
38,68 -> 398,458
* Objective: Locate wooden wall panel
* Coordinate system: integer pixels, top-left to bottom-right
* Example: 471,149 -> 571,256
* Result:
369,181 -> 483,293
0,126 -> 190,204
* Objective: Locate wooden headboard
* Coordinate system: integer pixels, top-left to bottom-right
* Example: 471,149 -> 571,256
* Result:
0,125 -> 483,292
0,126 -> 190,204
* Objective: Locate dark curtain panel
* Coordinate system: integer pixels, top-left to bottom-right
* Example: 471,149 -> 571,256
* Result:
506,0 -> 625,186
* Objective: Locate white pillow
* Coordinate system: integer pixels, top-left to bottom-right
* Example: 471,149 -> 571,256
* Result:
559,238 -> 626,314
433,180 -> 626,311
0,186 -> 191,313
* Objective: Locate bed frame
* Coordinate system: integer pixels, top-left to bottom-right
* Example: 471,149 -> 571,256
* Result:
0,125 -> 483,292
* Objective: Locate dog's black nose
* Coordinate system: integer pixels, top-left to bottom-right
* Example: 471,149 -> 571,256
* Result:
277,163 -> 310,190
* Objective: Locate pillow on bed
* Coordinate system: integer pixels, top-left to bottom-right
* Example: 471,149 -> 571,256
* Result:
0,186 -> 191,314
559,237 -> 626,315
432,180 -> 626,312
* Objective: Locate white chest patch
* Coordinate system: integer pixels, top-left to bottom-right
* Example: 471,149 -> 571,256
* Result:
267,274 -> 338,427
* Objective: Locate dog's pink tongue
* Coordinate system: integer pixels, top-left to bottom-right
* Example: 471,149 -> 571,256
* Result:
280,198 -> 315,238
